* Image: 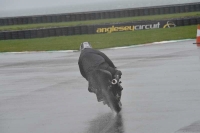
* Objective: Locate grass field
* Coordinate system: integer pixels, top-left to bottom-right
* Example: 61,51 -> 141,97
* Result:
0,25 -> 197,52
0,12 -> 199,52
0,12 -> 200,31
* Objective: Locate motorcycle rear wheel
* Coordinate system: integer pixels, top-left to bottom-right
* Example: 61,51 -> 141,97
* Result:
95,69 -> 122,113
102,86 -> 122,113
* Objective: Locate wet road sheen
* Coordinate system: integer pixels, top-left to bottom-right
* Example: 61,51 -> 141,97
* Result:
0,40 -> 200,133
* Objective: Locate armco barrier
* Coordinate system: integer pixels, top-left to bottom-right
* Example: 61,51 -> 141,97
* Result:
0,2 -> 200,26
0,17 -> 199,40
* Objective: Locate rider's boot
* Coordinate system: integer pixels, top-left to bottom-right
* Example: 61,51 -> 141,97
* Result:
88,82 -> 95,93
88,82 -> 104,102
96,90 -> 103,102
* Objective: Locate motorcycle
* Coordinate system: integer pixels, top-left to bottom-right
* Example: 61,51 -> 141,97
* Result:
93,69 -> 123,113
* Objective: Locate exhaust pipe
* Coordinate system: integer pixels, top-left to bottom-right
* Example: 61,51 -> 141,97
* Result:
111,79 -> 118,85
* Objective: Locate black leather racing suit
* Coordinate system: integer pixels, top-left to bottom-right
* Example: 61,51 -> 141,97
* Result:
78,48 -> 121,101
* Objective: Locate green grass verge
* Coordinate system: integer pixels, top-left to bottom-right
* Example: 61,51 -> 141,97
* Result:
0,25 -> 196,52
0,12 -> 200,31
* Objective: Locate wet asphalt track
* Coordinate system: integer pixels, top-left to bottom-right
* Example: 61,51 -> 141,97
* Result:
0,39 -> 200,133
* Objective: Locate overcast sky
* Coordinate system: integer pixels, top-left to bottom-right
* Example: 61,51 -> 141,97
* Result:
0,0 -> 112,10
1,0 -> 199,11
0,0 -> 199,17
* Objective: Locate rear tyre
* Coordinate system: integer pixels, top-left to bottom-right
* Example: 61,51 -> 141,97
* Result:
102,88 -> 122,113
95,69 -> 122,113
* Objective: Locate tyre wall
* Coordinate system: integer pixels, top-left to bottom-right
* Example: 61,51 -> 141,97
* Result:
0,17 -> 199,40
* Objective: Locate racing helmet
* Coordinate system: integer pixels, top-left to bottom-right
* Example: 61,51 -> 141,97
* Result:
80,42 -> 92,51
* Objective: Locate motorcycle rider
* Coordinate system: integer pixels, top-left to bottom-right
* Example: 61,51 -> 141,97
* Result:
78,42 -> 122,102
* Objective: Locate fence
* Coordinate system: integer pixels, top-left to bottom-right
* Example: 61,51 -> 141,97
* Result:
0,2 -> 200,26
0,17 -> 199,40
